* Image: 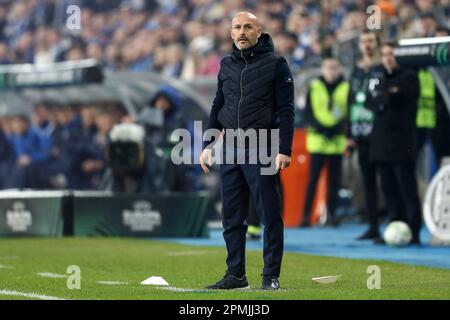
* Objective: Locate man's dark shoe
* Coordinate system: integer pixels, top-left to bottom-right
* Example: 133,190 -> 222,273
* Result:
373,236 -> 386,245
410,236 -> 421,246
357,229 -> 380,240
206,272 -> 249,290
261,276 -> 280,290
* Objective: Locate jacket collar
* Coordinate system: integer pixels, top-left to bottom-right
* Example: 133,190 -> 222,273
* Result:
231,33 -> 274,61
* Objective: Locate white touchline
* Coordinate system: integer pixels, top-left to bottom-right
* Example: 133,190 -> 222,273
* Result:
0,289 -> 67,300
167,251 -> 212,257
156,286 -> 208,292
96,281 -> 130,285
156,286 -> 287,293
37,272 -> 68,278
0,256 -> 19,259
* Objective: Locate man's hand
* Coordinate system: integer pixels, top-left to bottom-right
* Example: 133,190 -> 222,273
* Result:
17,155 -> 31,167
200,148 -> 213,174
344,139 -> 356,158
275,153 -> 291,171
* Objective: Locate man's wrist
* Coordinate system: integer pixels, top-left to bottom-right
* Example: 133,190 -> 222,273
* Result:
278,148 -> 292,158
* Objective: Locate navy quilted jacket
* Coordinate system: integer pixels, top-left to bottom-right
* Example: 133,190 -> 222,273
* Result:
205,33 -> 295,157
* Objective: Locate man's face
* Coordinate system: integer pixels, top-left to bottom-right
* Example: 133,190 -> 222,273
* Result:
153,96 -> 172,113
81,106 -> 96,126
359,33 -> 378,57
321,59 -> 342,83
95,113 -> 114,133
381,45 -> 397,71
231,14 -> 261,50
31,105 -> 48,126
11,117 -> 28,135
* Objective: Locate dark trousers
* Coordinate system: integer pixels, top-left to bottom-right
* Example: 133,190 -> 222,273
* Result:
378,161 -> 422,240
416,128 -> 430,156
357,142 -> 379,231
303,154 -> 342,222
247,196 -> 260,227
220,147 -> 283,278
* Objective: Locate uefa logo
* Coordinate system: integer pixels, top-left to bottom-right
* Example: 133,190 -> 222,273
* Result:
423,165 -> 450,241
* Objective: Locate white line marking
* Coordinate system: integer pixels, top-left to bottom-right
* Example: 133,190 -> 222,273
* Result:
0,256 -> 19,260
0,265 -> 14,269
96,281 -> 129,285
167,251 -> 212,257
37,272 -> 68,278
156,286 -> 208,292
155,286 -> 288,293
0,289 -> 66,300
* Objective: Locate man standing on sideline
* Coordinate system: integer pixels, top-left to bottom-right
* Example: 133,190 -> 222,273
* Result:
367,42 -> 422,245
199,12 -> 295,290
302,56 -> 349,228
346,29 -> 384,240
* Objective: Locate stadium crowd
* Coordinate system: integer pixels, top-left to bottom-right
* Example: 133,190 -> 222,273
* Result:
0,0 -> 450,240
0,0 -> 449,78
0,102 -> 127,190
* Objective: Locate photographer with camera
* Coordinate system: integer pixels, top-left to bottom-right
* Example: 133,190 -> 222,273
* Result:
108,85 -> 198,194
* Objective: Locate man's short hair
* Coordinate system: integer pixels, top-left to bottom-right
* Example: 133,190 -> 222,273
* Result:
419,11 -> 435,20
12,114 -> 30,124
381,40 -> 396,49
321,54 -> 341,65
436,26 -> 450,36
360,28 -> 381,46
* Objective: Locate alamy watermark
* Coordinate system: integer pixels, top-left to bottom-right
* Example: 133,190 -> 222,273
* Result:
66,5 -> 81,30
367,265 -> 381,289
169,121 -> 280,175
366,5 -> 382,30
66,265 -> 81,290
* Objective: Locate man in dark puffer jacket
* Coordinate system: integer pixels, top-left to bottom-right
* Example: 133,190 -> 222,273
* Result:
367,42 -> 421,245
200,12 -> 295,291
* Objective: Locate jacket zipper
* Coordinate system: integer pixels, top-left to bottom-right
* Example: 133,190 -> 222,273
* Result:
237,51 -> 248,147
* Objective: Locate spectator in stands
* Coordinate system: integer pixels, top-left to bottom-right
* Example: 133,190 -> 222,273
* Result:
2,0 -> 429,78
31,103 -> 54,140
0,127 -> 15,189
70,108 -> 113,190
418,11 -> 438,37
161,43 -> 185,77
435,0 -> 450,28
0,42 -> 12,64
7,114 -> 52,189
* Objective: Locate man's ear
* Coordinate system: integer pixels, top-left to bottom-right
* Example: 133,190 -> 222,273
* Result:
257,27 -> 262,38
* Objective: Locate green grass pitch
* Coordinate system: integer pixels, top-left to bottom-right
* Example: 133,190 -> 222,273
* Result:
0,238 -> 450,300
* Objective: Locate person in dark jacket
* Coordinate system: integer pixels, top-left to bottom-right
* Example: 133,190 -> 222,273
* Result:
367,42 -> 422,245
199,12 -> 294,290
0,128 -> 15,189
146,84 -> 200,192
7,114 -> 52,189
70,109 -> 112,190
346,29 -> 384,240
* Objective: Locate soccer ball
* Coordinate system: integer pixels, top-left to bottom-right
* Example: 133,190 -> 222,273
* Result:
383,221 -> 412,246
